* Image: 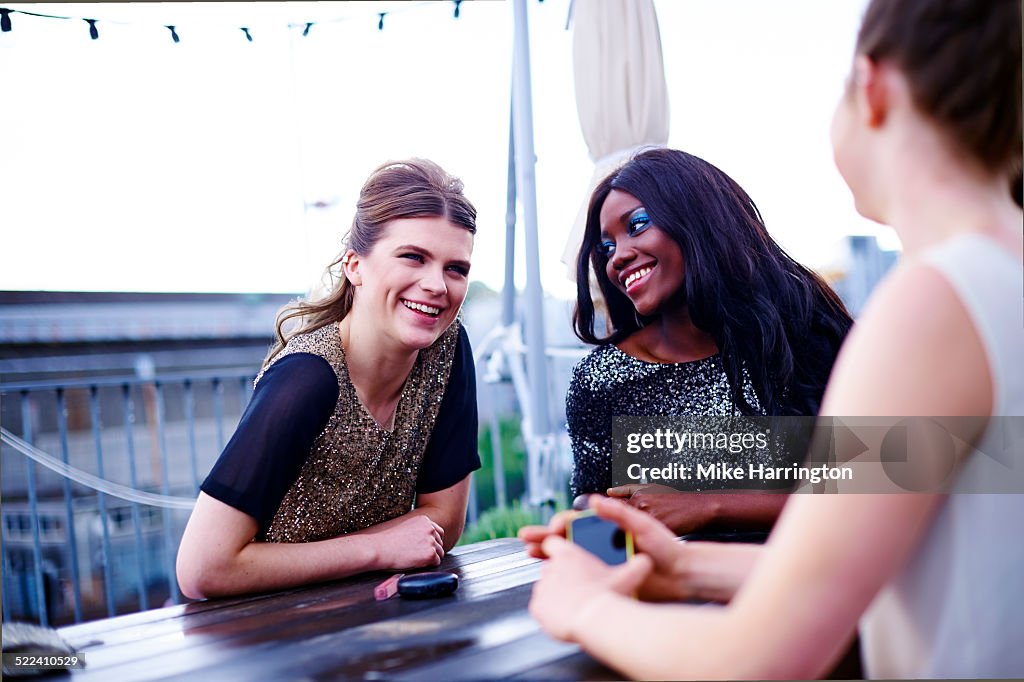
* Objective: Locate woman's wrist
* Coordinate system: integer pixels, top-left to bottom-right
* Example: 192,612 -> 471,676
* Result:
671,543 -> 696,601
673,541 -> 756,604
340,532 -> 382,572
569,588 -> 623,643
694,493 -> 723,529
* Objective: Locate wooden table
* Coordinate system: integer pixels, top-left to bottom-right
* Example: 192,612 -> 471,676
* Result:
57,538 -> 620,681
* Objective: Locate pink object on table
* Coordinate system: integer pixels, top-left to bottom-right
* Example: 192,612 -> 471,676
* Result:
374,574 -> 404,601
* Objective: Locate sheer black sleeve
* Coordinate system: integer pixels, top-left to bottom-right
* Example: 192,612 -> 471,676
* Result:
200,353 -> 338,529
416,325 -> 481,494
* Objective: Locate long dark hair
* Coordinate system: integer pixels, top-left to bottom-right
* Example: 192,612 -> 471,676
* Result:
573,148 -> 853,416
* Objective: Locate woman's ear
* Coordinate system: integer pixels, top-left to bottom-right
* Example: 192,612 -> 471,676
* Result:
342,250 -> 362,286
853,55 -> 888,128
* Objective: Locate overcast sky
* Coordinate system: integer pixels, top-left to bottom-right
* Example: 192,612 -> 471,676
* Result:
0,0 -> 883,298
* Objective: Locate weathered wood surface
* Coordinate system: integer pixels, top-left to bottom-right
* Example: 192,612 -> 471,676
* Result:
58,538 -> 620,681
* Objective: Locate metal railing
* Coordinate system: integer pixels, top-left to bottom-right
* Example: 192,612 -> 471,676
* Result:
1,369 -> 256,626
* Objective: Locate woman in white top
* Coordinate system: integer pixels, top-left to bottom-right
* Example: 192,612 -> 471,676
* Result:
520,0 -> 1023,677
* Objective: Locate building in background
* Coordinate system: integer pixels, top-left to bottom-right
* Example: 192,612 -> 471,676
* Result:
826,235 -> 900,317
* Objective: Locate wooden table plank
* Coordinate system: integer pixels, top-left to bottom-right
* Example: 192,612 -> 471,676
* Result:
172,583 -> 543,681
508,650 -> 622,681
390,630 -> 586,681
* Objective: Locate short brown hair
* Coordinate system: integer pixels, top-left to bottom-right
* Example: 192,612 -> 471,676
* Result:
856,0 -> 1021,185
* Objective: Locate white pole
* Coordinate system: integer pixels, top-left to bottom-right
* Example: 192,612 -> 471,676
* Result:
511,0 -> 555,507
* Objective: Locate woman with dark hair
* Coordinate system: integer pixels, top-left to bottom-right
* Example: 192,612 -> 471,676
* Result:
176,159 -> 480,598
566,147 -> 852,534
526,0 -> 1022,677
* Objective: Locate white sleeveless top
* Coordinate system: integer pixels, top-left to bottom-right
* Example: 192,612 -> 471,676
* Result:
860,234 -> 1024,679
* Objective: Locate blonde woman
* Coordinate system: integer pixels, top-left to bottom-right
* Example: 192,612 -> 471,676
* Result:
177,159 -> 480,599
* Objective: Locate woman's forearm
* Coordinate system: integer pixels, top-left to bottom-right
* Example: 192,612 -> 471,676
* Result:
700,492 -> 788,531
628,488 -> 787,535
177,493 -> 444,600
572,593 -> 744,680
225,533 -> 380,595
677,541 -> 762,603
180,529 -> 382,599
209,508 -> 452,598
571,541 -> 832,680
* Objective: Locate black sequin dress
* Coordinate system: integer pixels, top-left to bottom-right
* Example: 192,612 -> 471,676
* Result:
566,344 -> 766,497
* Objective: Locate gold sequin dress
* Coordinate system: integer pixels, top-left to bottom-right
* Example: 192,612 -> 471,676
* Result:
254,320 -> 461,543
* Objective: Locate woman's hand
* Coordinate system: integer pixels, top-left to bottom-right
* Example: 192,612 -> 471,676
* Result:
587,495 -> 701,601
358,514 -> 445,570
520,496 -> 689,601
608,485 -> 786,536
518,493 -> 607,558
529,534 -> 653,642
518,506 -> 579,559
607,484 -> 718,534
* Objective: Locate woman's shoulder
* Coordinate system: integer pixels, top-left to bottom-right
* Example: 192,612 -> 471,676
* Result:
250,353 -> 340,422
568,343 -> 656,403
823,258 -> 996,417
257,324 -> 342,387
566,345 -> 614,419
917,234 -> 1022,316
284,323 -> 343,358
571,344 -> 621,382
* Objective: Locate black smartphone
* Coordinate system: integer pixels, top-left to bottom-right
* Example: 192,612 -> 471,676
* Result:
566,510 -> 634,565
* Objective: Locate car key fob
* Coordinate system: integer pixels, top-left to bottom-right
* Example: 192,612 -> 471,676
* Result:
396,571 -> 459,599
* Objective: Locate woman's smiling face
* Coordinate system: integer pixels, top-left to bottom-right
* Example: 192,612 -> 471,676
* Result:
346,216 -> 473,352
598,189 -> 686,318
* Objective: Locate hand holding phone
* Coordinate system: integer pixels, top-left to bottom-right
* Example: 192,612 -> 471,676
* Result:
566,509 -> 634,565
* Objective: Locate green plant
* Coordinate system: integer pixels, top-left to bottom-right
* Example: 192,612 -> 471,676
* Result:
457,501 -> 543,545
462,415 -> 572,545
473,416 -> 527,511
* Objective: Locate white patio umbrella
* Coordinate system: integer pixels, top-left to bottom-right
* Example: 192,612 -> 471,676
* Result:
560,0 -> 670,278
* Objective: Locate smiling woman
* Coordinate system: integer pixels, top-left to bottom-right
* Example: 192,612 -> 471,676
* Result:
566,148 -> 853,535
175,159 -> 481,599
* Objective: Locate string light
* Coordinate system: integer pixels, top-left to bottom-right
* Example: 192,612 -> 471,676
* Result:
1,4 -> 460,43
